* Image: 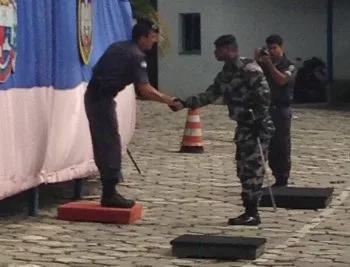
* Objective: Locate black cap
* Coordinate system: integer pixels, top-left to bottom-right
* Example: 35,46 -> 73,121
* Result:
214,34 -> 237,47
137,18 -> 159,32
132,18 -> 159,40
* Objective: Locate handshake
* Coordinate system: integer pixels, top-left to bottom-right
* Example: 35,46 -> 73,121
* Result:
168,97 -> 185,112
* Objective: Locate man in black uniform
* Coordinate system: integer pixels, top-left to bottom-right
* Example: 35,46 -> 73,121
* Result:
255,34 -> 297,187
84,19 -> 181,208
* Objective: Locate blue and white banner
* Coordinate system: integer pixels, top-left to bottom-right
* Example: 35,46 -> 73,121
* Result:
0,0 -> 137,200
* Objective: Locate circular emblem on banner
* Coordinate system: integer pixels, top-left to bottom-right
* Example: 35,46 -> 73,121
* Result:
0,0 -> 17,83
77,0 -> 92,65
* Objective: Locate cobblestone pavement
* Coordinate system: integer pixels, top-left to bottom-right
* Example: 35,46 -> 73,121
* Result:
0,101 -> 349,267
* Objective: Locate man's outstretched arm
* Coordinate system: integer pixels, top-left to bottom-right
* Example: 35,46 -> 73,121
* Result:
137,83 -> 177,106
182,70 -> 229,109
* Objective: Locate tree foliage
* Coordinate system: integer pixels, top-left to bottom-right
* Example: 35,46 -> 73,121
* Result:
130,0 -> 170,57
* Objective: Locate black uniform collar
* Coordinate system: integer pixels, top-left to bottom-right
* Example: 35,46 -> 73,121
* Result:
131,40 -> 146,57
273,53 -> 287,67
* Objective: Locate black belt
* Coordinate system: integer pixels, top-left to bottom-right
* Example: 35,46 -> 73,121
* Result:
88,77 -> 121,91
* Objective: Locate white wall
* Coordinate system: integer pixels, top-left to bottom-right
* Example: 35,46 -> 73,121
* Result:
157,0 -> 230,99
222,0 -> 327,64
158,0 -> 350,99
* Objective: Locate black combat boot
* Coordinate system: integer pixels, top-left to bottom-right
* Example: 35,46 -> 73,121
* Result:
227,205 -> 261,226
272,176 -> 288,187
272,182 -> 287,187
100,182 -> 135,208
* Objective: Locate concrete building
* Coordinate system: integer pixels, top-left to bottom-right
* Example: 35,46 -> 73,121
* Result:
156,0 -> 349,103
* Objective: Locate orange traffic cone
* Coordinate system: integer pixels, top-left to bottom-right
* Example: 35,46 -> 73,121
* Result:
179,108 -> 204,153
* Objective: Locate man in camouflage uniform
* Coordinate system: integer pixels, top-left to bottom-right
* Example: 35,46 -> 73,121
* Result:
171,35 -> 274,226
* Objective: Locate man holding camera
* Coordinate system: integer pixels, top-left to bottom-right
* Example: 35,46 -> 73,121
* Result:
255,35 -> 297,187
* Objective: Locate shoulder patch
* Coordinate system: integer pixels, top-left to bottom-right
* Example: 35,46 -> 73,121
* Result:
140,60 -> 147,68
244,62 -> 263,73
285,64 -> 296,76
288,64 -> 295,72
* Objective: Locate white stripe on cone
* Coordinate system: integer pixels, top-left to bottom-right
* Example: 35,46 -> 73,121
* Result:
187,115 -> 200,122
184,128 -> 202,136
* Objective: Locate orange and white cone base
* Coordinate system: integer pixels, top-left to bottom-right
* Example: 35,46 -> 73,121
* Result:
179,108 -> 204,153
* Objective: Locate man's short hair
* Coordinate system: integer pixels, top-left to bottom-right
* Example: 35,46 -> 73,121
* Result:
132,18 -> 159,41
214,34 -> 238,48
266,34 -> 283,46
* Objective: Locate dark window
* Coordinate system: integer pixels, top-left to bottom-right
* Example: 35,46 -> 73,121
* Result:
180,13 -> 201,55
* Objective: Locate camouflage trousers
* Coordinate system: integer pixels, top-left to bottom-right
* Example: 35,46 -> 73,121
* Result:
234,127 -> 271,209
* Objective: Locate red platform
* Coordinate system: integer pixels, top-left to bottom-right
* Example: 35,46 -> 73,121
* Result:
57,201 -> 143,224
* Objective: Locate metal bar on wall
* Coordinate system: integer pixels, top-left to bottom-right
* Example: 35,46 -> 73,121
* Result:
327,0 -> 333,82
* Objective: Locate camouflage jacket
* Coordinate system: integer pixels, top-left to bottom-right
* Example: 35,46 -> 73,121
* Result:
183,57 -> 274,140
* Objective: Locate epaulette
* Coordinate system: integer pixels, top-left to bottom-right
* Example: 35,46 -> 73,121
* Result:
243,60 -> 263,73
239,57 -> 252,64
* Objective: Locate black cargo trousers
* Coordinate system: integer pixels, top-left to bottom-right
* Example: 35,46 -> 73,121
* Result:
84,80 -> 122,190
268,105 -> 292,185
